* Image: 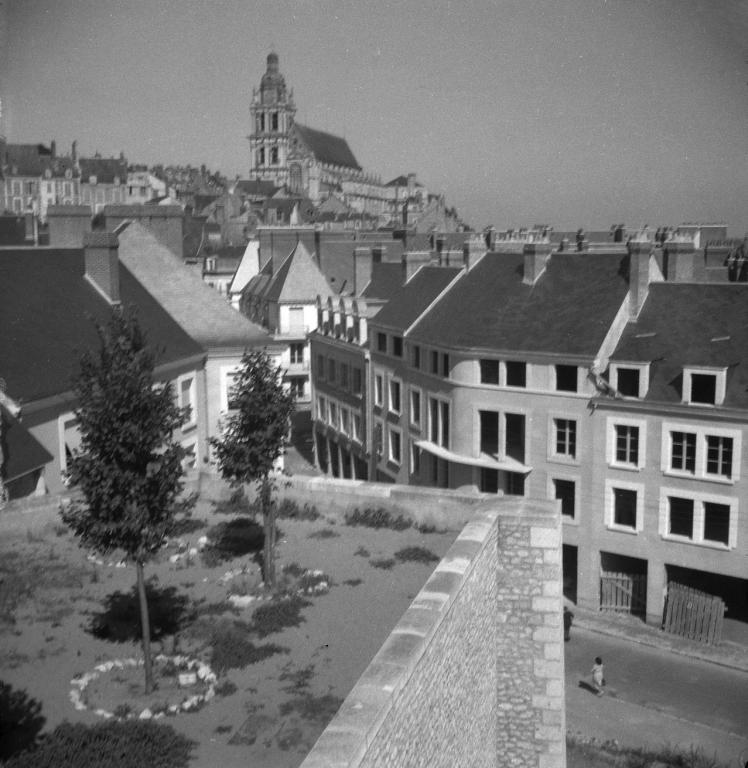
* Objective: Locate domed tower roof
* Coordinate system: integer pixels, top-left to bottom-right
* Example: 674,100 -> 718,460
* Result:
260,52 -> 287,100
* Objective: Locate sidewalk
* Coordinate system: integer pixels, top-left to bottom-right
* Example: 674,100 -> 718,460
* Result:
569,602 -> 748,673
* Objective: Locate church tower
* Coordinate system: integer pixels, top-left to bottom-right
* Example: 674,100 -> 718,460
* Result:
248,52 -> 295,185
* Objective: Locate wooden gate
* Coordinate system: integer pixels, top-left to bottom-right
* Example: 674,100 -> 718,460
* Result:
599,571 -> 646,616
663,582 -> 724,645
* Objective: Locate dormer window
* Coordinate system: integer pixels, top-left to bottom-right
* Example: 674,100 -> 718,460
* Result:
89,175 -> 97,185
610,363 -> 649,399
682,367 -> 726,406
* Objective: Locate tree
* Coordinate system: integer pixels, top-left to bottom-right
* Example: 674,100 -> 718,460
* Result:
61,310 -> 188,694
210,349 -> 295,589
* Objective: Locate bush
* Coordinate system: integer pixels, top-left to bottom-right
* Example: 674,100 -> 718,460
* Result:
213,488 -> 258,516
209,619 -> 288,673
394,546 -> 439,564
370,558 -> 396,570
213,679 -> 238,697
4,720 -> 196,768
252,595 -> 311,637
200,518 -> 265,567
169,517 -> 207,537
344,507 -> 411,531
276,499 -> 320,521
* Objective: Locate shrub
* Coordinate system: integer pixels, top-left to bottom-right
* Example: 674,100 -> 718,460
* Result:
213,679 -> 238,697
370,558 -> 396,570
4,720 -> 197,768
252,595 -> 311,637
353,546 -> 370,558
307,528 -> 339,539
394,546 -> 439,564
276,499 -> 320,521
282,562 -> 305,578
209,620 -> 288,673
201,518 -> 265,566
212,488 -> 257,516
344,507 -> 411,531
343,578 -> 363,587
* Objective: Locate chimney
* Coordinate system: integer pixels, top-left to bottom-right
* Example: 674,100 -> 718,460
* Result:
84,231 -> 120,304
353,246 -> 372,296
50,139 -> 56,159
484,226 -> 497,251
436,235 -> 445,265
522,242 -> 552,285
401,251 -> 431,282
463,235 -> 487,270
407,172 -> 416,196
372,244 -> 386,264
664,240 -> 695,282
627,239 -> 653,318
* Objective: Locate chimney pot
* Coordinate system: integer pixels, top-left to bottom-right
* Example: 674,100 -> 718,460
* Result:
83,231 -> 120,304
626,239 -> 654,318
664,240 -> 695,282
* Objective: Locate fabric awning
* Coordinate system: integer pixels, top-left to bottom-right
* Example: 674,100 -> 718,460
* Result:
414,440 -> 532,474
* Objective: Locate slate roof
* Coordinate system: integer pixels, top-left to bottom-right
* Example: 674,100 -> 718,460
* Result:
408,251 -> 630,356
610,282 -> 748,408
385,175 -> 423,188
361,262 -> 406,300
0,248 -> 203,404
370,266 -> 462,331
117,223 -> 272,350
263,241 -> 332,304
1,404 -> 53,482
234,179 -> 279,197
293,124 -> 361,171
1,143 -> 50,176
80,157 -> 128,184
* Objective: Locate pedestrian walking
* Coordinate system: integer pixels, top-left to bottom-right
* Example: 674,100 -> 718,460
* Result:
563,607 -> 574,642
591,656 -> 605,696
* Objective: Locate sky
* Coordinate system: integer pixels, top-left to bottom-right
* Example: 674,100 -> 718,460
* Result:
2,0 -> 747,233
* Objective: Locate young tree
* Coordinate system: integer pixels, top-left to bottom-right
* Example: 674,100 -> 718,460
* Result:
61,310 -> 188,694
210,349 -> 295,589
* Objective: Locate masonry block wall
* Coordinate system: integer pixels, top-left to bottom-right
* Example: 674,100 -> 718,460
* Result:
300,496 -> 565,768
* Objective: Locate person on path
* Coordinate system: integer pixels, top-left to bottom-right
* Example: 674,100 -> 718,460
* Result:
591,656 -> 605,696
563,607 -> 574,642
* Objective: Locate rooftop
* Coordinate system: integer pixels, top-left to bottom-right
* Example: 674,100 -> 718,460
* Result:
293,123 -> 361,171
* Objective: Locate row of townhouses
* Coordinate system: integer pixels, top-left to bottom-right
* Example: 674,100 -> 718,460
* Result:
310,235 -> 748,627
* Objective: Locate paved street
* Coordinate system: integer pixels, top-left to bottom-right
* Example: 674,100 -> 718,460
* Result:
565,626 -> 748,765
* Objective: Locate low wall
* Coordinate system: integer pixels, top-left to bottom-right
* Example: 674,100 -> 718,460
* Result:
300,497 -> 565,768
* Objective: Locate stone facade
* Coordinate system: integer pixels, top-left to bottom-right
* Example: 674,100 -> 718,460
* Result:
300,494 -> 564,768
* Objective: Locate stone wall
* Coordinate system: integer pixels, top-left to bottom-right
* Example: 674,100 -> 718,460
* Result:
300,496 -> 565,768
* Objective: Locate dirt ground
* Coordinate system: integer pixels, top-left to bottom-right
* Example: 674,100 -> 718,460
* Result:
0,492 -> 459,768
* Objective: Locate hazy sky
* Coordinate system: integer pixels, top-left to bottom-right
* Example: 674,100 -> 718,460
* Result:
3,0 -> 747,232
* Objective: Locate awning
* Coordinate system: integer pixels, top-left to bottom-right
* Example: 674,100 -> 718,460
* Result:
1,405 -> 53,482
414,440 -> 532,474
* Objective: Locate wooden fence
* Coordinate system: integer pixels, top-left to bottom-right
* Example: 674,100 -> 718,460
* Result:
599,571 -> 646,616
663,582 -> 724,645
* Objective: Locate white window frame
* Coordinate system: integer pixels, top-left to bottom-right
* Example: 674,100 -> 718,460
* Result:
317,395 -> 327,424
340,407 -> 350,436
388,376 -> 402,416
58,411 -> 81,477
548,413 -> 579,465
352,412 -> 362,443
176,373 -> 197,430
605,478 -> 645,534
660,422 -> 741,484
388,425 -> 402,465
219,364 -> 241,413
658,486 -> 737,549
606,416 -> 647,471
548,473 -> 580,525
409,387 -> 422,429
682,366 -> 726,406
374,372 -> 384,407
328,401 -> 338,430
428,395 -> 450,449
610,362 -> 649,399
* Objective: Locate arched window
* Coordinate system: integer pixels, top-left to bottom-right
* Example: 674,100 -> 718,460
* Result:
289,164 -> 302,192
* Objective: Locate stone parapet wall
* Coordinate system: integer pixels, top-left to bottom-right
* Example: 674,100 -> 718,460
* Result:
300,496 -> 565,768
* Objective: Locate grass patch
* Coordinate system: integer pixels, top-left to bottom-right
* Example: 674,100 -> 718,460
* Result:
276,499 -> 320,521
370,558 -> 396,570
212,488 -> 256,516
344,507 -> 411,531
307,528 -> 339,539
208,619 -> 288,673
353,546 -> 370,558
213,679 -> 238,697
566,735 -> 729,768
394,546 -> 439,564
342,578 -> 363,587
279,692 -> 344,723
251,595 -> 312,638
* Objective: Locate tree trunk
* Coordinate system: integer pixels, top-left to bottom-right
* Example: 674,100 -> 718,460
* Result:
261,475 -> 276,589
136,559 -> 154,694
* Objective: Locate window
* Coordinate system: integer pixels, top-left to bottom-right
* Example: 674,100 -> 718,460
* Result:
257,114 -> 265,132
377,332 -> 387,353
316,354 -> 325,380
388,428 -> 402,465
290,343 -> 304,364
430,350 -> 439,374
59,413 -> 82,476
328,358 -> 336,384
329,401 -> 338,428
480,359 -> 499,385
442,353 -> 450,378
340,408 -> 350,436
221,366 -> 241,411
616,425 -> 639,465
554,418 -> 576,458
659,488 -> 735,548
410,389 -> 421,427
177,374 -> 197,428
505,361 -> 526,388
352,367 -> 362,395
317,396 -> 327,422
340,364 -> 349,390
374,373 -> 384,407
389,378 -> 401,414
410,443 -> 421,476
671,431 -> 696,473
429,397 -> 450,448
553,479 -> 576,519
412,345 -> 421,370
613,487 -> 638,529
706,435 -> 733,478
270,147 -> 279,165
352,413 -> 362,442
682,368 -> 726,406
271,112 -> 279,130
287,377 -> 305,399
555,365 -> 577,392
616,367 -> 640,397
505,413 -> 525,463
392,336 -> 403,357
479,411 -> 499,455
257,148 -> 265,166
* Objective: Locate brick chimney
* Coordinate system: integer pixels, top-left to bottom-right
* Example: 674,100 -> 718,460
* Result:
664,240 -> 695,282
463,235 -> 487,270
353,246 -> 372,296
627,239 -> 653,318
84,231 -> 120,304
401,251 -> 431,282
523,242 -> 552,285
372,244 -> 386,264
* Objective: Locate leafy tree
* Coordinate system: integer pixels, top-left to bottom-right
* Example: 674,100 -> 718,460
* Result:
60,310 -> 188,693
210,349 -> 295,588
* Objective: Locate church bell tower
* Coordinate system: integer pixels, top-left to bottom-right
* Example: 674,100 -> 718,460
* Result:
249,52 -> 296,185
